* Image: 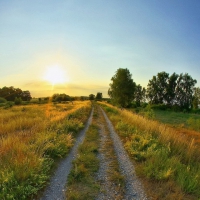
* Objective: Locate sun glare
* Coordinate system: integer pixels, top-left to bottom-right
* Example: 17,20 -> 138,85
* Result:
43,65 -> 68,85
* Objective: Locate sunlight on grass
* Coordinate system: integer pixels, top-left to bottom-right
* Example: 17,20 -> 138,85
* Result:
0,101 -> 91,199
99,102 -> 200,199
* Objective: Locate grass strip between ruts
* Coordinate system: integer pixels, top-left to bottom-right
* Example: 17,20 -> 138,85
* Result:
66,107 -> 100,200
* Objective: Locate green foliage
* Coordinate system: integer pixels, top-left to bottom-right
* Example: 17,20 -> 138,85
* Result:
146,72 -> 197,109
125,133 -> 158,162
0,157 -> 53,200
193,87 -> 200,109
102,103 -> 200,198
89,94 -> 95,100
108,68 -> 136,107
0,97 -> 7,103
104,106 -> 119,114
144,105 -> 155,119
95,92 -> 102,101
14,97 -> 22,105
134,84 -> 146,106
52,93 -> 71,102
0,86 -> 32,101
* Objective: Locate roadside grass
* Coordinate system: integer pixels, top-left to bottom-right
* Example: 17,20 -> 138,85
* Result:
99,102 -> 200,199
153,109 -> 200,129
0,101 -> 91,200
98,107 -> 125,198
66,107 -> 100,200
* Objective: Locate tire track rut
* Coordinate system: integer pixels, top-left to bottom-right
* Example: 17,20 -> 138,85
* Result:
100,107 -> 148,200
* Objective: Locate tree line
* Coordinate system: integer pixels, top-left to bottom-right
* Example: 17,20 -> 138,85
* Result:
0,86 -> 32,101
108,68 -> 199,110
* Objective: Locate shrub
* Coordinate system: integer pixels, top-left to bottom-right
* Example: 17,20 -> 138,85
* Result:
15,97 -> 22,105
0,97 -> 7,103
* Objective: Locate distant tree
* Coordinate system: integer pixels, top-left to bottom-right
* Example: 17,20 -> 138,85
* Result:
146,72 -> 196,109
193,87 -> 200,109
21,90 -> 32,101
52,93 -> 70,102
0,86 -> 31,101
165,73 -> 179,105
108,68 -> 136,107
134,84 -> 146,106
44,97 -> 50,101
146,72 -> 169,104
96,92 -> 102,101
80,96 -> 85,101
89,94 -> 95,100
175,73 -> 197,109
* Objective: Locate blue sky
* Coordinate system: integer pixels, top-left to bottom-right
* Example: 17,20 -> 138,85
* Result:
0,0 -> 200,97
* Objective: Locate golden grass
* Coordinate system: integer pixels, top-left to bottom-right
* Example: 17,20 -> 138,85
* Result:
99,102 -> 200,163
99,102 -> 200,199
0,101 -> 91,199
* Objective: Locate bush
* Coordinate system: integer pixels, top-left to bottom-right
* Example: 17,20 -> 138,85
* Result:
0,97 -> 7,103
171,105 -> 182,112
15,97 -> 22,105
150,104 -> 168,110
3,101 -> 13,109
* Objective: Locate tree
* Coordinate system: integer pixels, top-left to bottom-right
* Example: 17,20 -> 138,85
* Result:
96,92 -> 102,101
89,94 -> 95,100
193,87 -> 200,109
146,72 -> 169,104
134,84 -> 146,106
52,93 -> 70,102
175,73 -> 197,109
108,68 -> 136,107
21,90 -> 32,101
0,86 -> 31,101
165,73 -> 179,105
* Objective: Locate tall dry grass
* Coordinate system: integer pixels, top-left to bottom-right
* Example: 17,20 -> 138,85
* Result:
0,101 -> 91,199
99,102 -> 200,199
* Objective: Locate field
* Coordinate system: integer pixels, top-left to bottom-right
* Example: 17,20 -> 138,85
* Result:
153,109 -> 200,128
1,101 -> 200,199
99,102 -> 200,199
0,101 -> 91,199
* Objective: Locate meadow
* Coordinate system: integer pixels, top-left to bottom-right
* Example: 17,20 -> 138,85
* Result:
0,101 -> 91,199
99,102 -> 200,199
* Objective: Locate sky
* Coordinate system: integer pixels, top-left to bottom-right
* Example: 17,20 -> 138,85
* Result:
0,0 -> 200,98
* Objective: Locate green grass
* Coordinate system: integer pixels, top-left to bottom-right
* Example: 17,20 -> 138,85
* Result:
99,102 -> 200,199
153,110 -> 200,128
66,110 -> 100,200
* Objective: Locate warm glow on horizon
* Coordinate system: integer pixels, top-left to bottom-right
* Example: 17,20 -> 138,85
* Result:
43,65 -> 68,85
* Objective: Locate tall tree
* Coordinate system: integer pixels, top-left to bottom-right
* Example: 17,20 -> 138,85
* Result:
108,68 -> 136,107
89,94 -> 95,100
192,87 -> 200,109
175,73 -> 197,109
135,84 -> 146,106
146,72 -> 169,104
96,92 -> 102,100
0,86 -> 31,101
165,73 -> 179,105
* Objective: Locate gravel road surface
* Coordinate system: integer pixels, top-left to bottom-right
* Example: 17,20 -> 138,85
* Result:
100,107 -> 148,200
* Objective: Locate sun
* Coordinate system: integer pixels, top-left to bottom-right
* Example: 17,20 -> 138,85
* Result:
43,65 -> 67,85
